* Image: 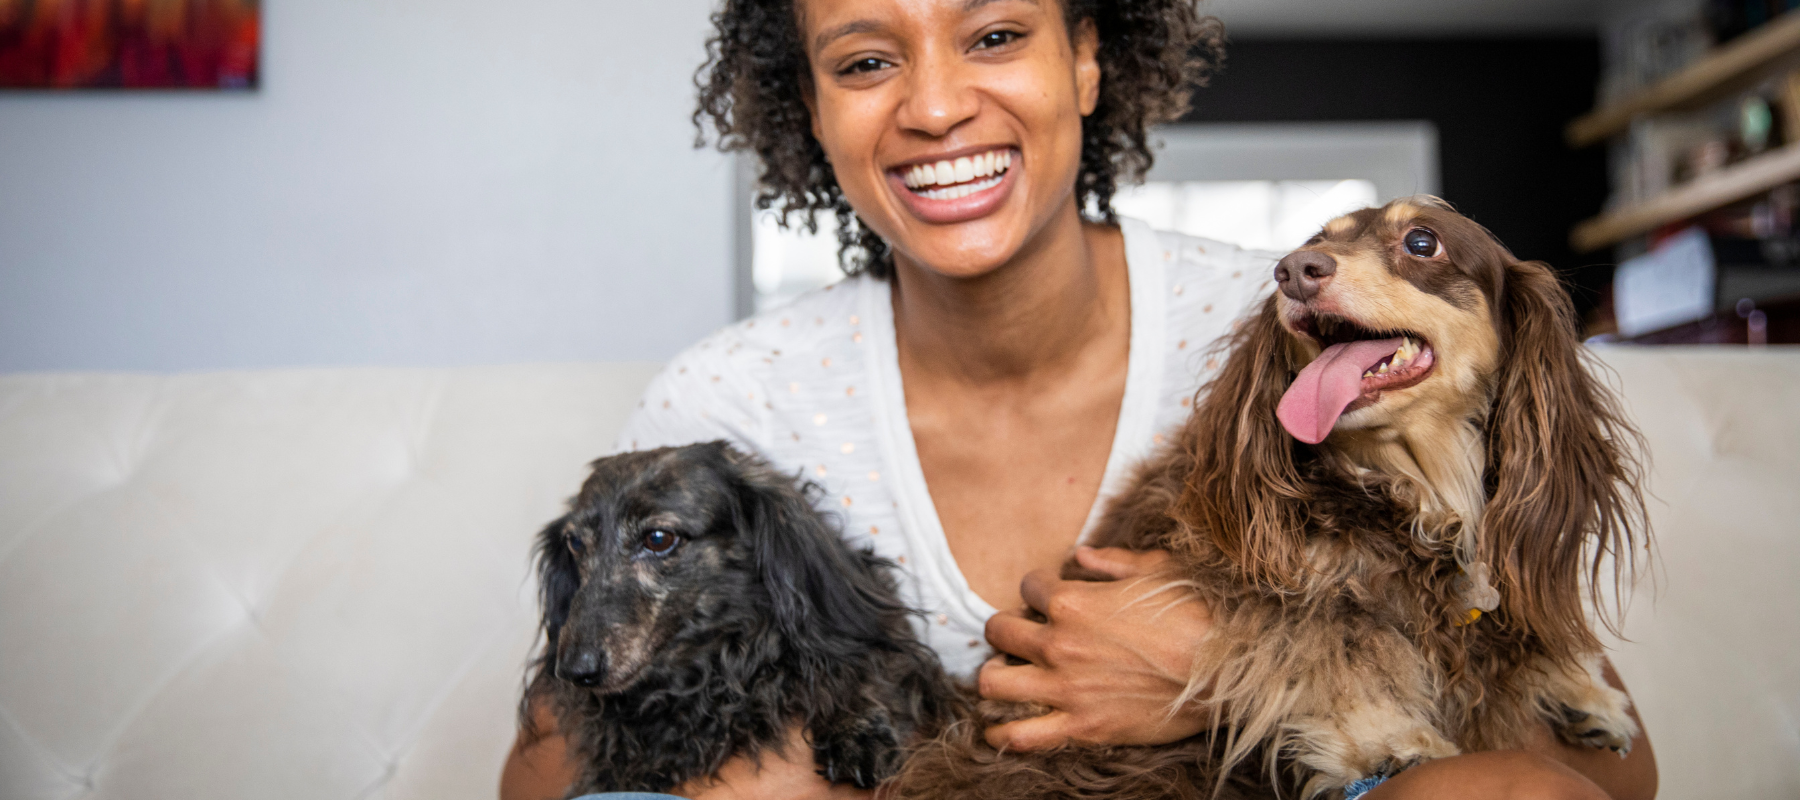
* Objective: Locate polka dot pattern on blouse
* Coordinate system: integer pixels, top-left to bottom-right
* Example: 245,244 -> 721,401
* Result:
616,218 -> 1277,677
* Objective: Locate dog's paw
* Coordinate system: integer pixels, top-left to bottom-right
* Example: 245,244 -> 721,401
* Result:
1541,655 -> 1639,758
1555,704 -> 1634,757
813,716 -> 901,789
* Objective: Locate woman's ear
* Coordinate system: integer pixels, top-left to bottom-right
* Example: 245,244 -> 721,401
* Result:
1073,17 -> 1101,117
1481,260 -> 1646,654
1172,297 -> 1311,587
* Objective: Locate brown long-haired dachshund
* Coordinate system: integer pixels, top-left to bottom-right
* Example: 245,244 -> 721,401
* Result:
891,198 -> 1648,799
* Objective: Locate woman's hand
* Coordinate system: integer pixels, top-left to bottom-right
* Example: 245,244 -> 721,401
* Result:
978,546 -> 1213,750
673,724 -> 872,800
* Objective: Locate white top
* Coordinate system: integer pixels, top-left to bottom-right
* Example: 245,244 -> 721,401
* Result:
616,218 -> 1277,677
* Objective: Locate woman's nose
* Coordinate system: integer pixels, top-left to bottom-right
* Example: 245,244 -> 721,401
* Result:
896,54 -> 980,137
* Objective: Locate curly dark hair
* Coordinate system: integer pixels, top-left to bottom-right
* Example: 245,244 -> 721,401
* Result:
693,0 -> 1225,279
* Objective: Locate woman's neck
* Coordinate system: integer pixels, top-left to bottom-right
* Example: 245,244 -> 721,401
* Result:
890,203 -> 1129,387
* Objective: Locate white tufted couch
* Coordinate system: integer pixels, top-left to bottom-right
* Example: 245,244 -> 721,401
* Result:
0,350 -> 1795,800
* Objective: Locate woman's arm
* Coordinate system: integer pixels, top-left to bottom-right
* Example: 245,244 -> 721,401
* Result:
979,548 -> 1657,800
1513,659 -> 1657,800
500,697 -> 577,800
498,697 -> 869,800
1367,688 -> 1657,800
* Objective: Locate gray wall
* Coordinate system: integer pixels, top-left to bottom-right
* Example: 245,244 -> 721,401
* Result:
0,0 -> 734,372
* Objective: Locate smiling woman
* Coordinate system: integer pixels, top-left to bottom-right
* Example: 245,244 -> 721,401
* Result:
502,1 -> 1656,799
694,0 -> 1220,278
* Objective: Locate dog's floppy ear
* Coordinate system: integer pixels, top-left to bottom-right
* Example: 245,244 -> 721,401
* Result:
719,445 -> 898,649
533,513 -> 581,655
1173,297 -> 1313,588
1481,259 -> 1645,655
521,512 -> 580,740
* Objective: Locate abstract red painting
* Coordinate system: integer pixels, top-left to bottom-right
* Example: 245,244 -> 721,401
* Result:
0,0 -> 258,89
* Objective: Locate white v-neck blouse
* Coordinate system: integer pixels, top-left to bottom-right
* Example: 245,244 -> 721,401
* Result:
615,218 -> 1277,678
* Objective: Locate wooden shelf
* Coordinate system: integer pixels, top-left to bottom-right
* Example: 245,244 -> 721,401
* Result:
1571,141 -> 1800,252
1566,11 -> 1800,147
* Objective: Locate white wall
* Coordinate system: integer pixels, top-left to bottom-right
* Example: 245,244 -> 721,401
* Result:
0,0 -> 734,372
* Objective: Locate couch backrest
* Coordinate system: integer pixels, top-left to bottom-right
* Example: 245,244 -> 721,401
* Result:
0,350 -> 1795,800
0,364 -> 658,800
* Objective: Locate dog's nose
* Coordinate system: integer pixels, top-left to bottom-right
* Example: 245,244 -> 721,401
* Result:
557,649 -> 606,688
1275,250 -> 1337,301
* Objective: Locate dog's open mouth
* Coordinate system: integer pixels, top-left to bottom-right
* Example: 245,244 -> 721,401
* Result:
1279,313 -> 1437,444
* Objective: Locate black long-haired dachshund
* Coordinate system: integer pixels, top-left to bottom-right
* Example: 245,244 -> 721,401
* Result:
521,441 -> 961,795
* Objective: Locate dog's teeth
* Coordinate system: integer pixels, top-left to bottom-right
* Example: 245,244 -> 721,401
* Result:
1377,362 -> 1389,374
1363,369 -> 1374,378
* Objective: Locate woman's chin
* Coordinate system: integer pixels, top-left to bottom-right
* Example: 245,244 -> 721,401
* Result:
893,234 -> 1020,280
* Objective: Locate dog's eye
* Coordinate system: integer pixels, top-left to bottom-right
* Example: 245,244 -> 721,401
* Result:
565,533 -> 585,557
640,529 -> 681,555
1404,228 -> 1441,257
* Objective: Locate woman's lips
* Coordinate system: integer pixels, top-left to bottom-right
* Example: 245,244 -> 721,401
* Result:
888,148 -> 1018,225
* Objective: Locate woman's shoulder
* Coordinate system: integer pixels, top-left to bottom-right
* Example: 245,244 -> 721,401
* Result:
1120,218 -> 1279,330
667,274 -> 866,371
615,275 -> 872,454
1136,221 -> 1283,280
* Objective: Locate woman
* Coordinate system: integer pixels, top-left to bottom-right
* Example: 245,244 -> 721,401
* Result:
503,0 -> 1657,798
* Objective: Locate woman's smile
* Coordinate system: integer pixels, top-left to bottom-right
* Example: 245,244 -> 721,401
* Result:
888,146 -> 1019,224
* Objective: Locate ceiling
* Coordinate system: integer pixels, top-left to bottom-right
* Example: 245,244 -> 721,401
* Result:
1201,0 -> 1655,38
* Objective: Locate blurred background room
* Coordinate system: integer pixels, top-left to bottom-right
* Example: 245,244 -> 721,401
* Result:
1,1 -> 1796,799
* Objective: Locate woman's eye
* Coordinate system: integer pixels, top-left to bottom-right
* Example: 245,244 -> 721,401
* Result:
1403,229 -> 1440,257
839,57 -> 888,76
974,30 -> 1022,50
640,529 -> 681,555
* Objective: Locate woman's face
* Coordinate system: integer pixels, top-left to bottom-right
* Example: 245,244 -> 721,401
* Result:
798,0 -> 1099,279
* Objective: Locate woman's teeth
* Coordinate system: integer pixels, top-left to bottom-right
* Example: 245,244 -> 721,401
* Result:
901,150 -> 1012,199
1363,336 -> 1424,379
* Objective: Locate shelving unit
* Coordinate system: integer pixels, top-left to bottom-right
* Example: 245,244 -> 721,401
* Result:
1567,12 -> 1800,147
1566,11 -> 1800,253
1572,140 -> 1800,252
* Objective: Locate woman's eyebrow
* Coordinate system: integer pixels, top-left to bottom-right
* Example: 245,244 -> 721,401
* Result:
813,20 -> 882,56
811,0 -> 1039,55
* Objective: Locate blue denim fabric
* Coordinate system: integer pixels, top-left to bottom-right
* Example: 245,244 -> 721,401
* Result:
1343,774 -> 1389,800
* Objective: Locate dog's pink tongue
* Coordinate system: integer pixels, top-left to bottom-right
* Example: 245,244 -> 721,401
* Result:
1277,337 -> 1403,444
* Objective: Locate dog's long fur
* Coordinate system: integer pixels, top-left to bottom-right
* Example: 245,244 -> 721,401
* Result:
891,199 -> 1648,799
522,442 -> 961,796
